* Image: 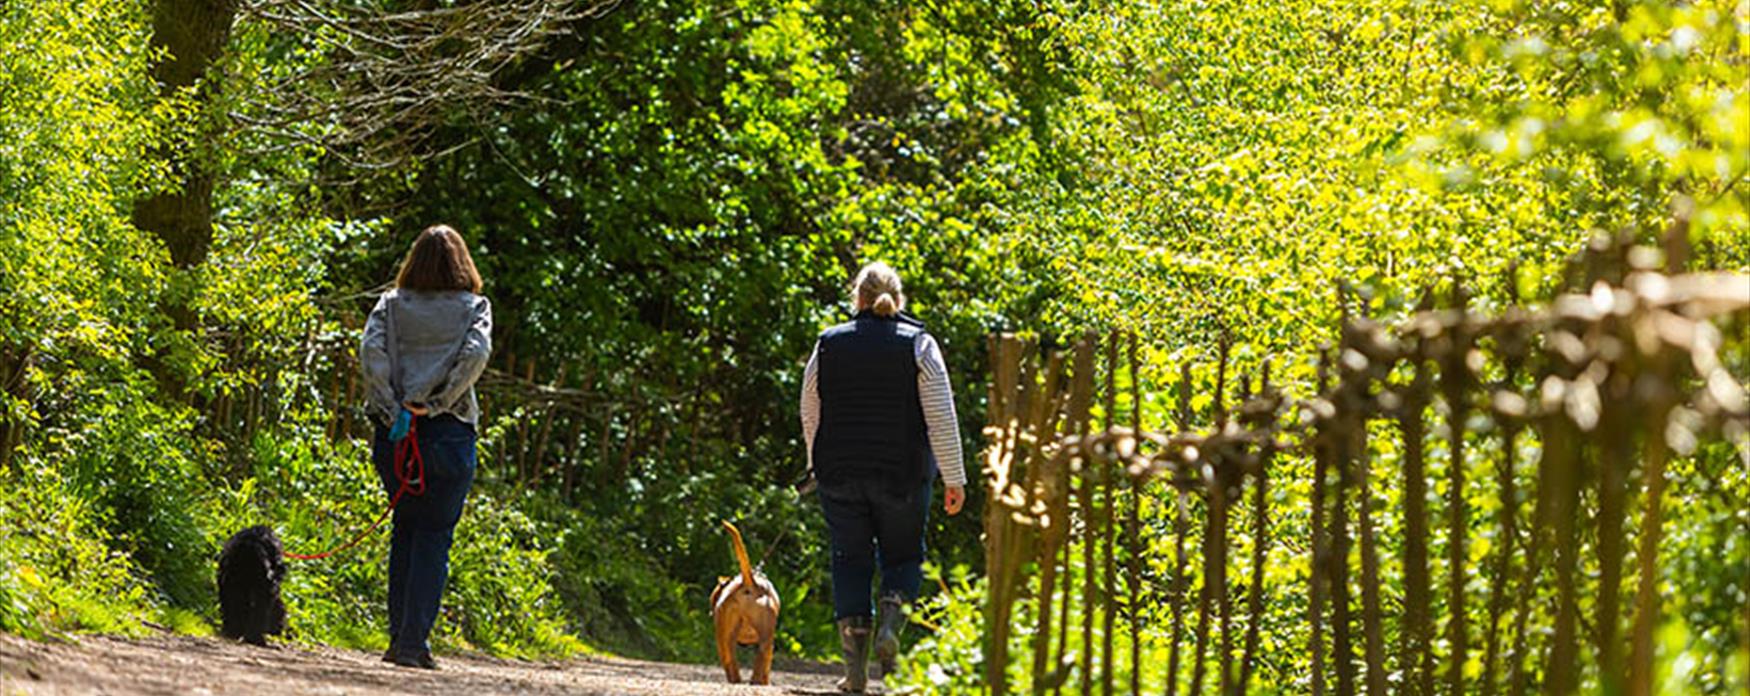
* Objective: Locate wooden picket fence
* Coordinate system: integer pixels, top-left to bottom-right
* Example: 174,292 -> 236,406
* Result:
981,232 -> 1749,695
983,331 -> 1286,696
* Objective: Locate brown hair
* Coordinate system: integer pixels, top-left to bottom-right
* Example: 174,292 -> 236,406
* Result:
396,224 -> 482,294
850,262 -> 903,316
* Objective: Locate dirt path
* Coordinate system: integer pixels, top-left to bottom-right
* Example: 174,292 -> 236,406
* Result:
0,632 -> 886,695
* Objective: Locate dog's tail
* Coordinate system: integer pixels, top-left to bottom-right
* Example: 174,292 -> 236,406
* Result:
722,521 -> 755,591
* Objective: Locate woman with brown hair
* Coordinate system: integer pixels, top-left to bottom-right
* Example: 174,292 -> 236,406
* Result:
359,224 -> 493,669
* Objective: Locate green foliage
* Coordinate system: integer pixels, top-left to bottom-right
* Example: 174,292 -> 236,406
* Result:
443,489 -> 585,657
1659,440 -> 1750,693
993,0 -> 1749,351
0,0 -> 187,639
0,465 -> 155,637
0,0 -> 171,377
892,564 -> 988,693
2,0 -> 1745,688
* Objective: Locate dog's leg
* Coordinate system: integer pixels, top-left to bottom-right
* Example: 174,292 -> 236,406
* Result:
715,619 -> 742,684
753,633 -> 775,686
250,588 -> 273,647
239,589 -> 261,645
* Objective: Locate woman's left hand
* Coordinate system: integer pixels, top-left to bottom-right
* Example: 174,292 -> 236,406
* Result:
944,485 -> 965,516
403,402 -> 430,416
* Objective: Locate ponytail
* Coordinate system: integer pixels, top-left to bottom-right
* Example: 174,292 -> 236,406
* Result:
850,262 -> 905,317
872,292 -> 899,316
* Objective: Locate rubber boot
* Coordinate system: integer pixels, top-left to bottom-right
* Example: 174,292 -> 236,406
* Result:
837,616 -> 872,693
874,594 -> 907,676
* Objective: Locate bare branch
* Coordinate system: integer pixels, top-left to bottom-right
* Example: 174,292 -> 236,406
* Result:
234,0 -> 623,177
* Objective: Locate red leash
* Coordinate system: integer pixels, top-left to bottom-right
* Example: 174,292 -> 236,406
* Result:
285,419 -> 427,561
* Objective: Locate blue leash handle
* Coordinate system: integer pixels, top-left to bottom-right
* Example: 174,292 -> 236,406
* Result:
389,408 -> 413,442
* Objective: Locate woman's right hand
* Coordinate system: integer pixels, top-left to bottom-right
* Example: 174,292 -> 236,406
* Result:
944,485 -> 965,516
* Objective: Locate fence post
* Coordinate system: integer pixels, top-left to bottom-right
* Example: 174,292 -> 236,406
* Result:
1542,403 -> 1584,694
1626,399 -> 1674,696
1328,357 -> 1355,696
1308,353 -> 1330,696
1031,348 -> 1069,695
1398,355 -> 1435,696
1125,335 -> 1142,696
1480,290 -> 1526,696
1441,282 -> 1472,696
1100,334 -> 1119,696
1239,362 -> 1273,694
1053,337 -> 1096,696
1354,371 -> 1386,696
1164,360 -> 1195,696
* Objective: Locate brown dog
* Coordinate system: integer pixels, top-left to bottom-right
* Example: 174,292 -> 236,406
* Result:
712,521 -> 781,685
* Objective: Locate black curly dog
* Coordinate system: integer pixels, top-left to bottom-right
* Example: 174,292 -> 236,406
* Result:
217,525 -> 287,646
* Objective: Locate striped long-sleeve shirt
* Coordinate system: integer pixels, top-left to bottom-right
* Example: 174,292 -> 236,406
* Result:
799,334 -> 967,487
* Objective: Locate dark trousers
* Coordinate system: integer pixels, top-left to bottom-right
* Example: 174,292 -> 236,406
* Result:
372,414 -> 476,657
818,476 -> 931,620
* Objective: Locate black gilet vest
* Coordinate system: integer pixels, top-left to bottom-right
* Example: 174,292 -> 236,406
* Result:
813,311 -> 932,485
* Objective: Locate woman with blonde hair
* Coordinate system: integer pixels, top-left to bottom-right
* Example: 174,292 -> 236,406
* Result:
799,262 -> 966,692
359,224 -> 493,669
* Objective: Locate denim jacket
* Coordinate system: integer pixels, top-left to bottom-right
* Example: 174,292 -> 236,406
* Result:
359,289 -> 492,425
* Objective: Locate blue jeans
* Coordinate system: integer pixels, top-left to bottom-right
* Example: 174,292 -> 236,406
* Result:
818,476 -> 931,620
373,414 -> 476,657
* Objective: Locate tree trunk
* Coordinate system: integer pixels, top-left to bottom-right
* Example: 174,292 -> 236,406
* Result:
135,0 -> 236,271
134,0 -> 237,403
0,346 -> 29,470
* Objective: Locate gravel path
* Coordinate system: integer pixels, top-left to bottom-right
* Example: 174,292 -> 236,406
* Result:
0,632 -> 887,695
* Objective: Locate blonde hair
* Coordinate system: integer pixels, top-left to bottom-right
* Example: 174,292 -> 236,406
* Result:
851,262 -> 904,317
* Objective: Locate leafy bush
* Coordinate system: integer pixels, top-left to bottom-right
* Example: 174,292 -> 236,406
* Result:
442,489 -> 584,658
64,393 -> 212,614
0,465 -> 154,637
890,564 -> 989,694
